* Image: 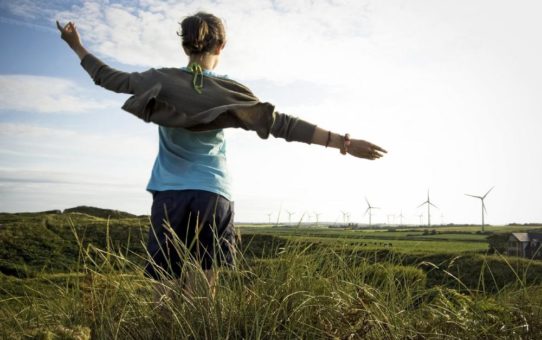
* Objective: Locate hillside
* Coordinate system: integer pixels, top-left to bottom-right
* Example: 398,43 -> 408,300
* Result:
63,206 -> 137,219
0,211 -> 149,277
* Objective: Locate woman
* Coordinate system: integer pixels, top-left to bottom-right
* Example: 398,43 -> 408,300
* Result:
56,12 -> 386,299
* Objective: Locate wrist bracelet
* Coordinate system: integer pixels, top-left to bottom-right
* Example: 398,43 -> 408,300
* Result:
325,131 -> 331,148
340,133 -> 351,155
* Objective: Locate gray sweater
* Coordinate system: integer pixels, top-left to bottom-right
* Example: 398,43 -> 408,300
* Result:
80,54 -> 316,143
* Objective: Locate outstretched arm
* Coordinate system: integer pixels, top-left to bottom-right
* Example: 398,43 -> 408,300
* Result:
268,111 -> 386,160
311,127 -> 387,160
56,20 -> 148,94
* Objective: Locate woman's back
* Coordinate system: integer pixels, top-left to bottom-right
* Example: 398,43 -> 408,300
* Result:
147,68 -> 233,200
147,126 -> 232,200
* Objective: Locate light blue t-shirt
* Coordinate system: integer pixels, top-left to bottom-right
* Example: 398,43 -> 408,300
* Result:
146,67 -> 232,200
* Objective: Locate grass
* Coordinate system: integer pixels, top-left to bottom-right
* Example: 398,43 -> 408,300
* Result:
240,226 -> 490,253
1,213 -> 542,338
281,235 -> 488,253
1,240 -> 541,339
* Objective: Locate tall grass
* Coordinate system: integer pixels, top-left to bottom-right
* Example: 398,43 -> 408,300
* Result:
0,219 -> 541,339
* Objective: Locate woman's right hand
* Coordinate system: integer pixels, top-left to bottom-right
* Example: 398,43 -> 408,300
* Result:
56,20 -> 82,50
347,138 -> 387,160
56,20 -> 89,60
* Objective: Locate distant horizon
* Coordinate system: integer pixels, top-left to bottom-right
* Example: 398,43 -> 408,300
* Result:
2,204 -> 541,227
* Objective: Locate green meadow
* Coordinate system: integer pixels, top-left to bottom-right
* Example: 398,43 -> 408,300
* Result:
239,226 -> 490,253
1,209 -> 541,339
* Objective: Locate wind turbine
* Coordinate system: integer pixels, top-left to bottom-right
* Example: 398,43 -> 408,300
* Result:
341,210 -> 350,225
417,191 -> 438,227
313,212 -> 321,226
398,211 -> 404,226
418,213 -> 424,226
286,210 -> 295,224
364,197 -> 379,227
465,186 -> 494,232
266,213 -> 272,224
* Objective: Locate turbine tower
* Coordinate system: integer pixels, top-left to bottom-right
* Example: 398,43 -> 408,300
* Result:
313,212 -> 321,226
266,213 -> 272,224
418,191 -> 438,227
341,211 -> 350,225
364,197 -> 379,227
465,186 -> 494,232
286,211 -> 295,224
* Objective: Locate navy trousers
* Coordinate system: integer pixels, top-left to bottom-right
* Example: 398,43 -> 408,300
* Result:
144,189 -> 236,280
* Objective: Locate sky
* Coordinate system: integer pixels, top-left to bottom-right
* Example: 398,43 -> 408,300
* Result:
0,0 -> 541,225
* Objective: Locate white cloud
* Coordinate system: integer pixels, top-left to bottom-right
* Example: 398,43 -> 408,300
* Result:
0,15 -> 57,33
0,75 -> 117,113
0,171 -> 150,215
0,0 -> 43,20
51,0 -> 372,85
0,122 -> 156,162
0,122 -> 157,215
0,123 -> 157,186
0,168 -> 139,187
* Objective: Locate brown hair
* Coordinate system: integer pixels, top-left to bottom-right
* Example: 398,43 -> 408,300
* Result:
178,12 -> 226,55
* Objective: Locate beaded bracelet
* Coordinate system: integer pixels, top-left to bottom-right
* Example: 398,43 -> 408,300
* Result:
340,133 -> 351,155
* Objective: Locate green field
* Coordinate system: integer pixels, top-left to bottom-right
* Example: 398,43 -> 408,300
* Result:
1,210 -> 541,339
238,225 -> 522,254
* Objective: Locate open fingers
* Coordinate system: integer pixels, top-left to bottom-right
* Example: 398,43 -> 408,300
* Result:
372,144 -> 387,153
368,148 -> 384,160
56,21 -> 75,33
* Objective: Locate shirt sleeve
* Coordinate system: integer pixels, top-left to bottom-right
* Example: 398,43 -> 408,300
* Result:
270,111 -> 317,144
80,53 -> 153,95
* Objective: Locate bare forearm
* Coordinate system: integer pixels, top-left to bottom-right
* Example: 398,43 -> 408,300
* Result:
311,127 -> 343,149
73,44 -> 89,61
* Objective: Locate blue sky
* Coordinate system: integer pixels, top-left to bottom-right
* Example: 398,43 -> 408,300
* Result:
1,0 -> 542,225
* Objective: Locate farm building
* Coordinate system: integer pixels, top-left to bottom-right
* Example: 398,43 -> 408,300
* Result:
508,233 -> 542,259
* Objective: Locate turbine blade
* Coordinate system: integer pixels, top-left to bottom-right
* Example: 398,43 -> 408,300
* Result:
483,186 -> 495,199
430,202 -> 438,208
417,202 -> 426,208
364,207 -> 370,216
465,194 -> 482,199
365,197 -> 370,207
483,202 -> 487,214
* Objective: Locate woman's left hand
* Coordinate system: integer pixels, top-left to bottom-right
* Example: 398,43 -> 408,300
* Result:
347,139 -> 387,160
56,20 -> 82,50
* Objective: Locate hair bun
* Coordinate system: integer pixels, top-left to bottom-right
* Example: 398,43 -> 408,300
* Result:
178,12 -> 225,55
